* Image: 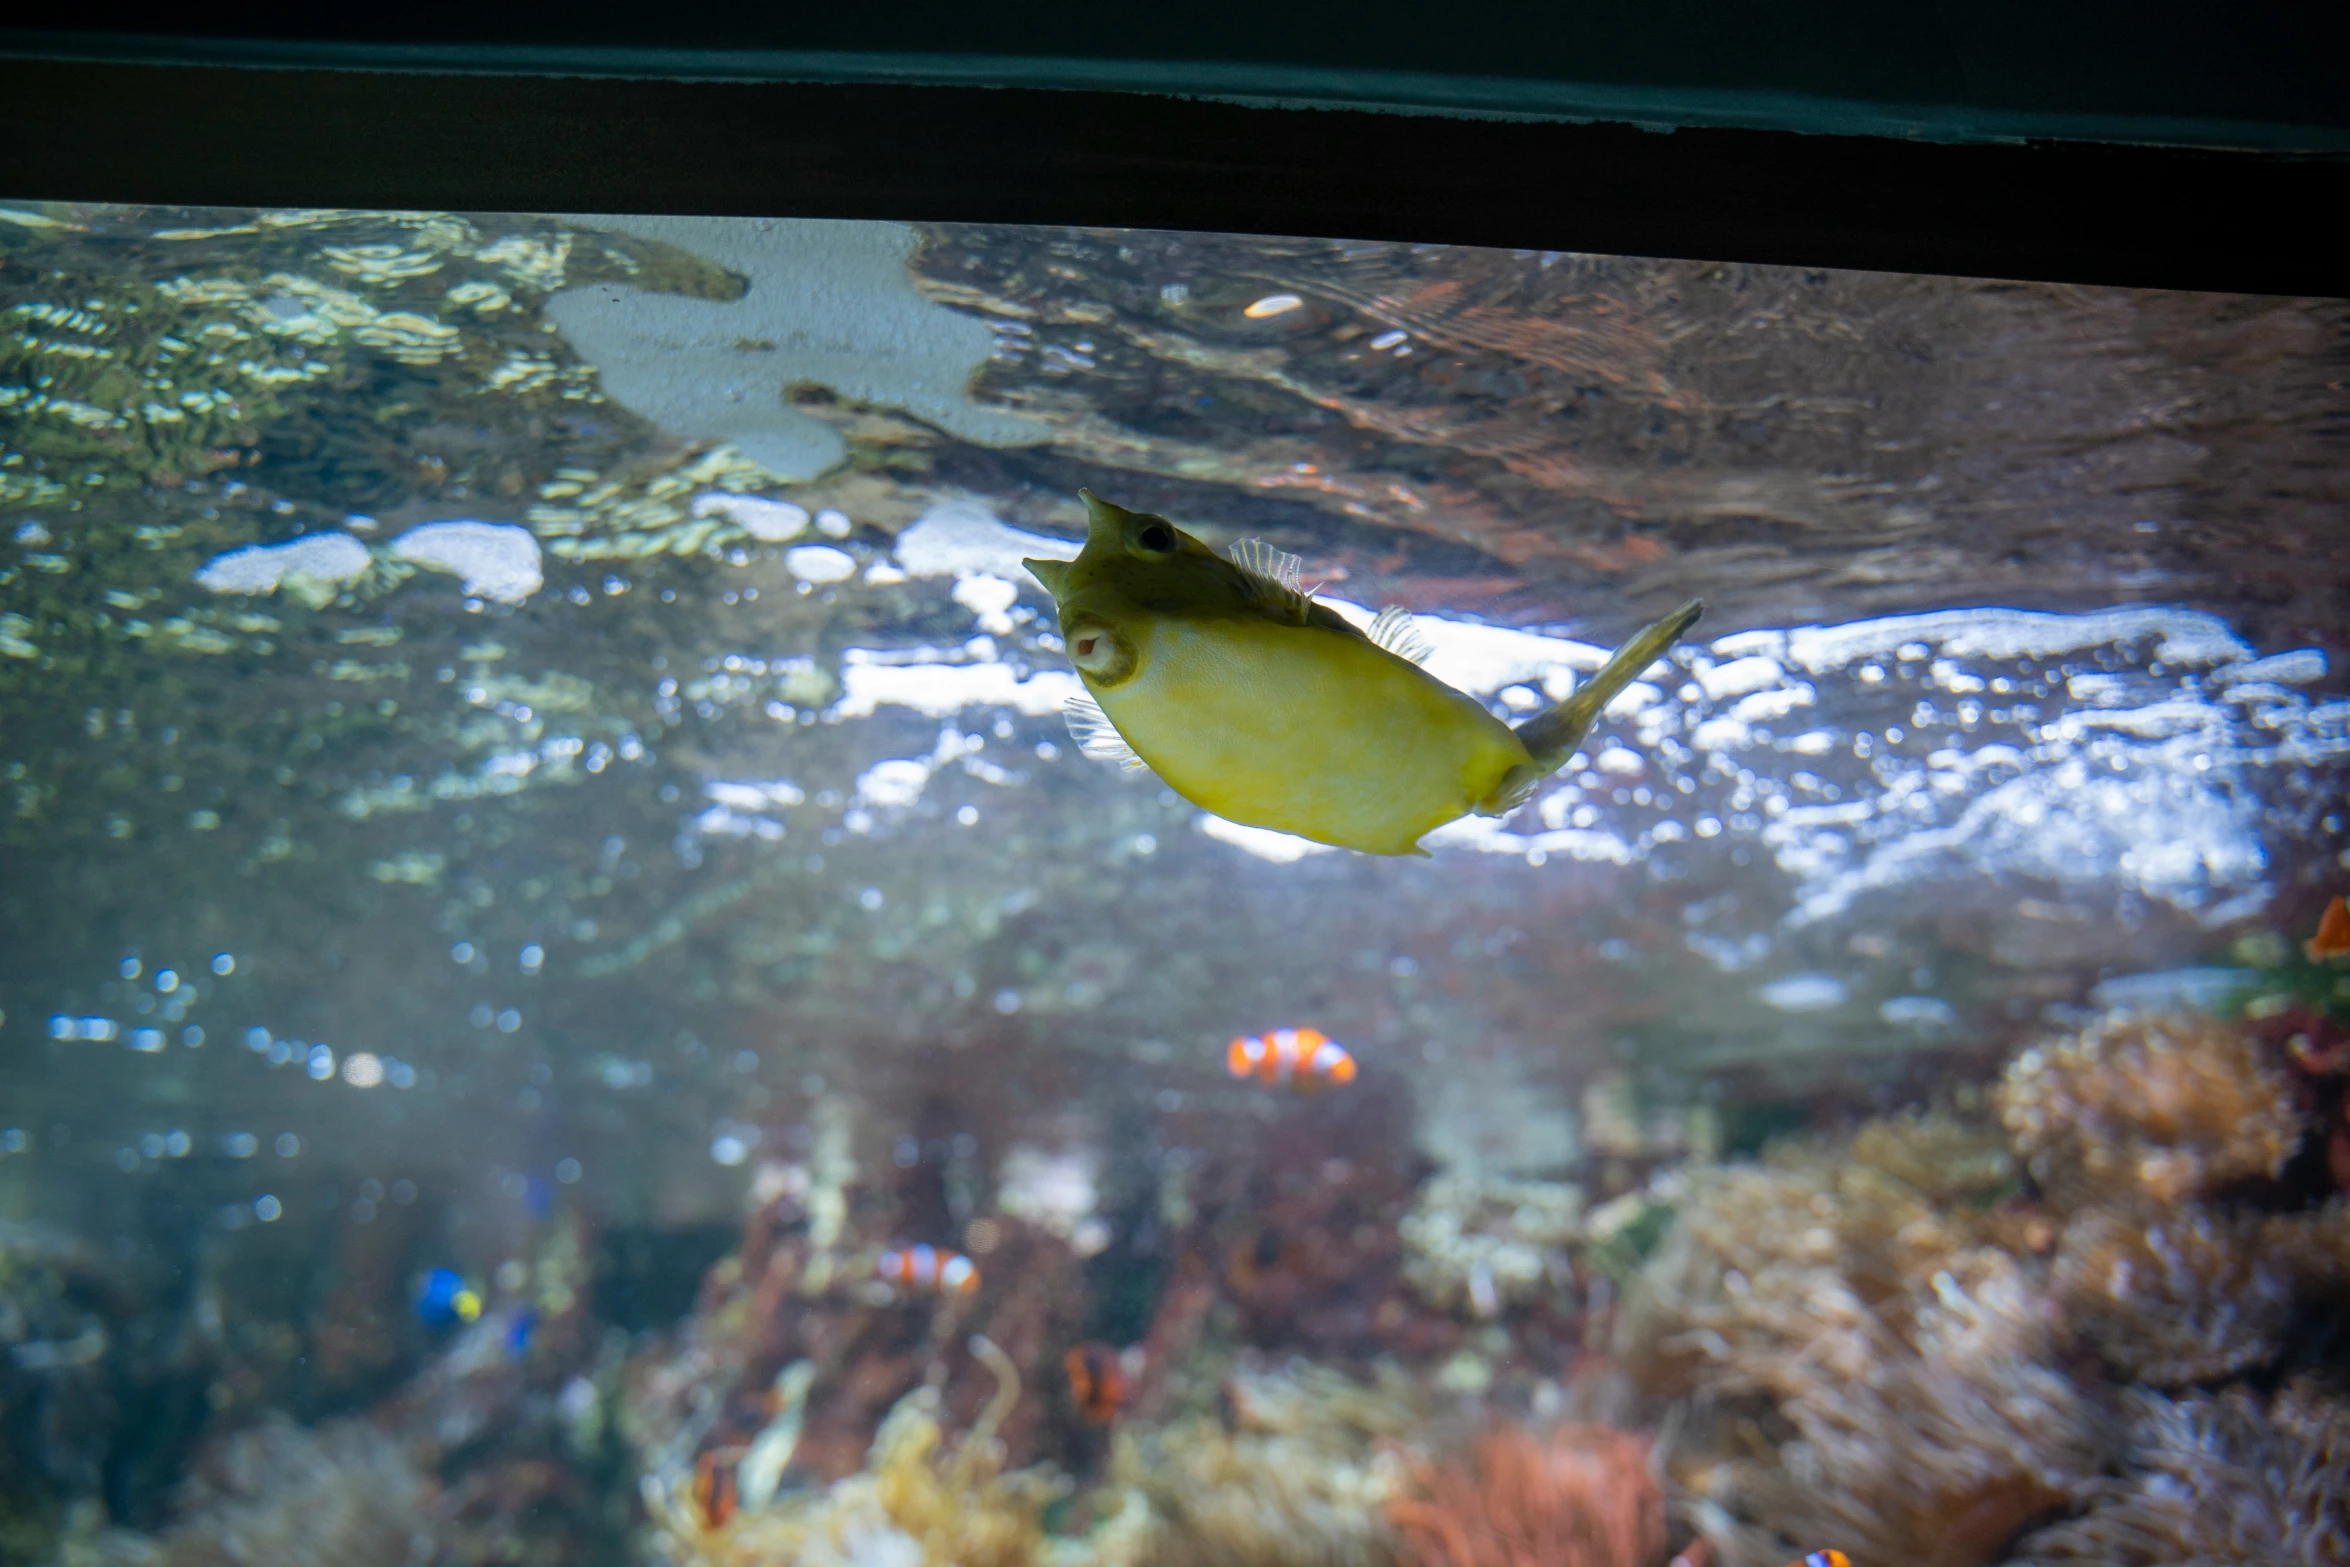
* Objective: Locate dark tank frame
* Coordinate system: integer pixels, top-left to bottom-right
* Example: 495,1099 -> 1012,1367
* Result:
2,0 -> 2346,295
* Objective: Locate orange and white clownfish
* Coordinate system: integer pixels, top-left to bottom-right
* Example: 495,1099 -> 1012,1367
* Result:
1790,1553 -> 1850,1567
1063,1341 -> 1129,1424
1226,1026 -> 1356,1089
691,1447 -> 740,1528
878,1243 -> 980,1296
2309,894 -> 2350,963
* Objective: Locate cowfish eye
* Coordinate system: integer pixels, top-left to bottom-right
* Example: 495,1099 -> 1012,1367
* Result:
1132,519 -> 1178,555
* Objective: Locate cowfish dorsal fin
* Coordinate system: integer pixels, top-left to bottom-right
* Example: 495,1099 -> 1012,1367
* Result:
1228,538 -> 1315,622
1367,605 -> 1433,665
1062,694 -> 1145,769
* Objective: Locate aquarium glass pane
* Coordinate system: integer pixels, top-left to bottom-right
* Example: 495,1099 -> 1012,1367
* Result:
3,204 -> 2347,1567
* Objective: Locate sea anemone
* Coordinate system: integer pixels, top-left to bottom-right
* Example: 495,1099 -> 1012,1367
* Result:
1123,1360 -> 1420,1567
1397,1174 -> 1583,1318
646,1336 -> 1060,1567
1615,1139 -> 1991,1395
1385,1423 -> 1666,1567
2049,1204 -> 2301,1386
2007,1380 -> 2350,1565
1662,1247 -> 2105,1567
1997,1010 -> 2304,1208
1843,1111 -> 2016,1206
1620,1126 -> 2107,1567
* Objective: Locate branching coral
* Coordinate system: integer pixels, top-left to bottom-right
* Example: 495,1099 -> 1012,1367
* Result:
2007,1380 -> 2350,1565
1385,1424 -> 1665,1567
1998,1010 -> 2304,1208
65,1418 -> 435,1567
1122,1360 -> 1420,1567
1398,1174 -> 1582,1318
2049,1205 -> 2303,1386
1619,1122 -> 2106,1567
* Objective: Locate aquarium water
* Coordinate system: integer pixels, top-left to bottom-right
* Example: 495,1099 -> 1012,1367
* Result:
2,206 -> 2347,1567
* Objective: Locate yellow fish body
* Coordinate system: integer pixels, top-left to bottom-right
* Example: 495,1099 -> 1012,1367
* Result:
1025,492 -> 1701,857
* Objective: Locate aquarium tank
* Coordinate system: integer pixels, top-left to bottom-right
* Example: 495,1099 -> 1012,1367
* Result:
2,203 -> 2346,1567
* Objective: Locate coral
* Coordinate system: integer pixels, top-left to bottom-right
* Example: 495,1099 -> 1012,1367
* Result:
2007,1381 -> 2350,1565
64,1418 -> 436,1567
2049,1204 -> 2303,1386
1187,1079 -> 1455,1359
1398,1173 -> 1582,1318
371,1248 -> 621,1567
2,1222 -> 227,1561
646,1340 -> 1059,1567
1220,1360 -> 1421,1446
2303,1199 -> 2350,1294
1385,1423 -> 1666,1567
1580,1073 -> 1693,1166
1997,1010 -> 2304,1208
1619,1124 -> 2107,1567
2,1229 -> 115,1559
1122,1360 -> 1420,1567
623,1083 -> 1095,1494
995,1142 -> 1105,1253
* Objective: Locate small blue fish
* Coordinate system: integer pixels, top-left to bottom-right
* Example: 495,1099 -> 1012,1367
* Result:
415,1267 -> 482,1329
505,1306 -> 538,1356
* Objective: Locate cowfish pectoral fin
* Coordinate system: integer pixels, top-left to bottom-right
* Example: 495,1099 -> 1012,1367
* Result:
1512,598 -> 1704,768
1023,557 -> 1071,602
1063,694 -> 1146,769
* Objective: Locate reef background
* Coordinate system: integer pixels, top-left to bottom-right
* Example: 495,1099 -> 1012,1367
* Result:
2,204 -> 2348,1566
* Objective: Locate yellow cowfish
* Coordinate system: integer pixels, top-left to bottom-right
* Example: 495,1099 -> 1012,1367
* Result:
1024,492 -> 1702,856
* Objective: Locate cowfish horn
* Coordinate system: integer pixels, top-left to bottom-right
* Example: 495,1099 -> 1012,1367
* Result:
1023,557 -> 1072,601
1079,489 -> 1136,542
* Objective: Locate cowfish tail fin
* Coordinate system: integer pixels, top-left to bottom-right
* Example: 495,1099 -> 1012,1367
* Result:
1509,598 -> 1703,771
1472,761 -> 1546,819
1063,693 -> 1146,769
